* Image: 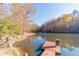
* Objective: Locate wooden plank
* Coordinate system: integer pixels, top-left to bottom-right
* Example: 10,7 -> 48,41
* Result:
43,41 -> 56,48
43,46 -> 56,49
47,46 -> 61,53
41,40 -> 61,56
41,49 -> 55,56
41,46 -> 61,56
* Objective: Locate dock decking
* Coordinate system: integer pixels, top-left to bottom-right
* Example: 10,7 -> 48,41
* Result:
41,39 -> 61,56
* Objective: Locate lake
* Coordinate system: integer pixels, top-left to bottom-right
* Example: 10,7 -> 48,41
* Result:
27,33 -> 79,56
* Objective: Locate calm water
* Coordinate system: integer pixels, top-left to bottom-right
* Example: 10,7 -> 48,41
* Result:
27,33 -> 79,56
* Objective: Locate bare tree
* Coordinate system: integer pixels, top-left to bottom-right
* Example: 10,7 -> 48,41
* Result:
11,3 -> 35,33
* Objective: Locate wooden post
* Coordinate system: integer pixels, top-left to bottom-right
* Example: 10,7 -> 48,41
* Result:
56,39 -> 60,46
55,39 -> 61,56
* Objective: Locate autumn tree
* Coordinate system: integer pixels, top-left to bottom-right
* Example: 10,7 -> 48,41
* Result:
30,23 -> 39,32
0,16 -> 21,35
11,3 -> 35,34
39,11 -> 79,33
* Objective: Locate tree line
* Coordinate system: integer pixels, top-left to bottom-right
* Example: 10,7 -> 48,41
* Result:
38,10 -> 79,33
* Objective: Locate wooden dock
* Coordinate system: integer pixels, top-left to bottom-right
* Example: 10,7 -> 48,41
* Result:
41,39 -> 61,56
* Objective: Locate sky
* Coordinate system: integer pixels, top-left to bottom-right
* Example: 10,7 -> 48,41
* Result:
4,3 -> 79,25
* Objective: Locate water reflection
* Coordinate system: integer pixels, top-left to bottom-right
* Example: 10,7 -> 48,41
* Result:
28,35 -> 46,55
28,36 -> 46,51
28,33 -> 79,56
61,48 -> 79,56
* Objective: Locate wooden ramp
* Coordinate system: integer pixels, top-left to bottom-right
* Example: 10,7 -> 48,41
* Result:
41,39 -> 61,56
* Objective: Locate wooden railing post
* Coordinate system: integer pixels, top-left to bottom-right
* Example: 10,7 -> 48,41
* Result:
55,39 -> 61,56
56,39 -> 60,46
